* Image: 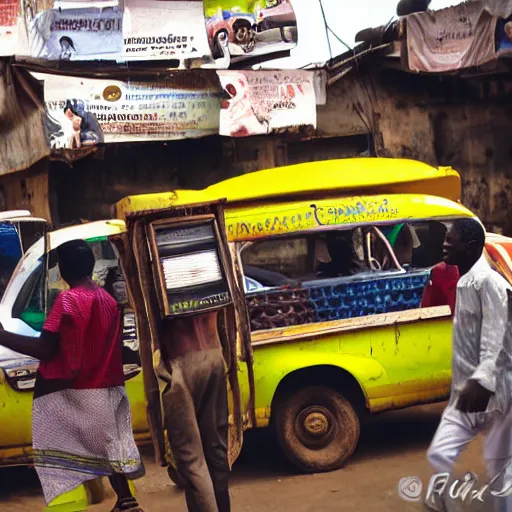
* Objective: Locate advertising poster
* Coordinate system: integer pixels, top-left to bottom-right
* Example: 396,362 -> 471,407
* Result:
13,0 -> 298,66
122,0 -> 212,62
41,71 -> 222,148
204,0 -> 297,64
496,17 -> 512,56
217,70 -> 316,137
28,5 -> 123,61
0,0 -> 19,55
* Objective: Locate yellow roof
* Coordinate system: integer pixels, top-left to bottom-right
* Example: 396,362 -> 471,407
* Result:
116,158 -> 461,218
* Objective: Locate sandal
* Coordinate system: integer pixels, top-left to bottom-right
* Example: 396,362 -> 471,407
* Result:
111,497 -> 145,512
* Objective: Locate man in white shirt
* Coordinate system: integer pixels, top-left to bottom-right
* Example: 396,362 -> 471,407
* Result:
426,218 -> 512,511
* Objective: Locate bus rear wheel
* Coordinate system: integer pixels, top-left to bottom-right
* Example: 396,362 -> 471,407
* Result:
275,385 -> 360,473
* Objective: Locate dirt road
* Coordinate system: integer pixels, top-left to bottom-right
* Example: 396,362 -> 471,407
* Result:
0,402 -> 497,511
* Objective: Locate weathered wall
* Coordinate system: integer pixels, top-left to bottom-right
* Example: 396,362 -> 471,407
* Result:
323,65 -> 512,235
8,63 -> 512,236
49,133 -> 369,225
0,159 -> 51,220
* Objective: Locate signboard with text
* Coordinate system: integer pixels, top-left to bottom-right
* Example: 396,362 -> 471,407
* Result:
40,72 -> 222,148
217,69 -> 316,137
8,0 -> 298,67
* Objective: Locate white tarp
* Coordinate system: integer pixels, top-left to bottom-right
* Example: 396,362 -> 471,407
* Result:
216,69 -> 317,137
406,2 -> 497,73
481,0 -> 512,19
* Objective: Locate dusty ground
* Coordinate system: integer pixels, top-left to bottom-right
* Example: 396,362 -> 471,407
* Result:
0,402 -> 500,511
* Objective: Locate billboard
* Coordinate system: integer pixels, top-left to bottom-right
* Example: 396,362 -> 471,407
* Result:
217,70 -> 316,137
41,71 -> 223,148
0,0 -> 19,55
29,5 -> 122,61
496,17 -> 512,56
11,0 -> 298,67
204,0 -> 297,65
122,0 -> 212,62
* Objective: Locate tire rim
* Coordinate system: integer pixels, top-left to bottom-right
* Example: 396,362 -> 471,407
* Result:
294,405 -> 336,449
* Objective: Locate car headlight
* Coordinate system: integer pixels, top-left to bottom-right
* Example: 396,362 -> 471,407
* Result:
5,364 -> 39,391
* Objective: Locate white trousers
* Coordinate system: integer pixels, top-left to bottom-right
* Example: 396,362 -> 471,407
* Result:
427,404 -> 512,511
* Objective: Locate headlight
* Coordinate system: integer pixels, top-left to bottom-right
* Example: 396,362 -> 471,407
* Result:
5,364 -> 38,391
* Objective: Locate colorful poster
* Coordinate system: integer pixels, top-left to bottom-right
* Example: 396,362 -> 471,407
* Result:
204,0 -> 297,65
217,70 -> 316,137
496,17 -> 512,56
40,72 -> 222,148
28,6 -> 122,60
12,0 -> 298,67
122,0 -> 212,62
0,0 -> 19,55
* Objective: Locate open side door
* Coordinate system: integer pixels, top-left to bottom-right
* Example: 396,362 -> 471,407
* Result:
111,200 -> 255,469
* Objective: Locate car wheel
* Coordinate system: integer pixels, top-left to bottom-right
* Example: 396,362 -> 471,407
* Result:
84,478 -> 105,505
167,464 -> 186,490
275,385 -> 360,473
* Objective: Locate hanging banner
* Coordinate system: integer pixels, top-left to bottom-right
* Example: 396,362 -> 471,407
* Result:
217,70 -> 316,137
496,17 -> 512,57
0,0 -> 19,55
40,71 -> 222,148
204,0 -> 297,65
28,5 -> 123,61
12,0 -> 298,67
122,0 -> 212,62
406,3 -> 497,73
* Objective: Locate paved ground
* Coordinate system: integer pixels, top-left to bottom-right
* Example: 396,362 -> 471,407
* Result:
0,402 -> 499,511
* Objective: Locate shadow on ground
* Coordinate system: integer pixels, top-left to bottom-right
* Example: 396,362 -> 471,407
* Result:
0,403 -> 445,502
232,403 -> 444,482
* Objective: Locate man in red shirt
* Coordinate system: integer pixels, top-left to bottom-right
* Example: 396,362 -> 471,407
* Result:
0,240 -> 144,512
421,261 -> 460,314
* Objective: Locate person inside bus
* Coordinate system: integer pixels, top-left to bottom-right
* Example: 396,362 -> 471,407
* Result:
317,230 -> 366,278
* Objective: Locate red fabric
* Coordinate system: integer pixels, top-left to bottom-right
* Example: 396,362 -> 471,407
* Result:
40,285 -> 124,389
421,262 -> 460,315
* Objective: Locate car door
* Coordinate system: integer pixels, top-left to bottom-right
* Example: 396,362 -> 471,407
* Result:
361,222 -> 453,405
0,235 -> 146,453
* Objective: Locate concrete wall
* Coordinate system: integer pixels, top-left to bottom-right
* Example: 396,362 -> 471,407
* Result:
0,160 -> 51,221
323,65 -> 512,235
16,61 -> 512,234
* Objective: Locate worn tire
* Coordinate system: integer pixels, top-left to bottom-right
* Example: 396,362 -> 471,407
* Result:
275,385 -> 360,473
84,478 -> 105,505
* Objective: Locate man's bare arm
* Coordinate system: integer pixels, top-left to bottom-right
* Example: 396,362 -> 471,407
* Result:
0,327 -> 59,362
